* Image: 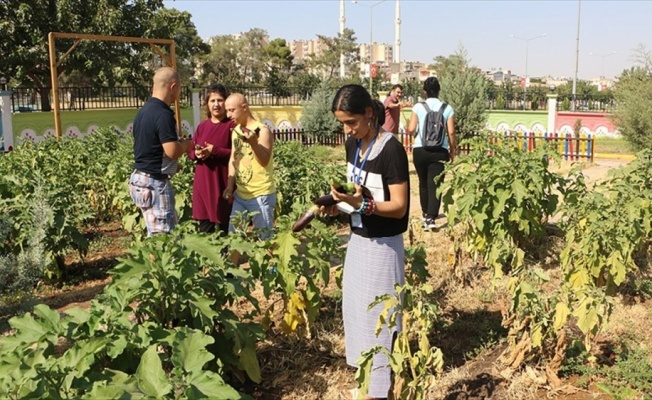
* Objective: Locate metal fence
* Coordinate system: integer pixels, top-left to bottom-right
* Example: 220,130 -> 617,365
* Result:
274,129 -> 595,162
9,85 -> 309,112
9,84 -> 616,113
9,86 -> 193,112
486,96 -> 615,112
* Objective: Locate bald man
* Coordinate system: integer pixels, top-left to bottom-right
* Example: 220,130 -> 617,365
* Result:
129,67 -> 192,236
223,93 -> 276,239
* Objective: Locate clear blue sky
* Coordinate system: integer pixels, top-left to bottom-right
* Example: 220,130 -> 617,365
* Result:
163,0 -> 652,80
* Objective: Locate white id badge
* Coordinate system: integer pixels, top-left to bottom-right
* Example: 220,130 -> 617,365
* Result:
351,212 -> 363,228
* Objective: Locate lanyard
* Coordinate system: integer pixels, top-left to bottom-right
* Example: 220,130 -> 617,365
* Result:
352,133 -> 377,185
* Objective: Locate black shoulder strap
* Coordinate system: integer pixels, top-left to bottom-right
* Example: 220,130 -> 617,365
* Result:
420,101 -> 431,113
438,103 -> 448,113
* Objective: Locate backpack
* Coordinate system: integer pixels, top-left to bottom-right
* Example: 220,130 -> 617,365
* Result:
418,101 -> 448,150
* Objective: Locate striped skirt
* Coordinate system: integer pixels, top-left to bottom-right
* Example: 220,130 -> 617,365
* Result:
343,232 -> 405,398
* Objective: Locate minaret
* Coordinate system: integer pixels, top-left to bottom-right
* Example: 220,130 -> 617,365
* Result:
394,0 -> 401,63
340,0 -> 346,78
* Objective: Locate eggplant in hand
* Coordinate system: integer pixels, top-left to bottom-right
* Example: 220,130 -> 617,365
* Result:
315,182 -> 373,207
331,179 -> 356,195
292,205 -> 320,233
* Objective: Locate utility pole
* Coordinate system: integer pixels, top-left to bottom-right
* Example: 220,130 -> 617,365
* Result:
352,1 -> 386,96
572,0 -> 582,111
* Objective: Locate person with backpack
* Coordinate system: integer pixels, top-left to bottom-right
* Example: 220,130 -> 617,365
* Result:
405,76 -> 457,230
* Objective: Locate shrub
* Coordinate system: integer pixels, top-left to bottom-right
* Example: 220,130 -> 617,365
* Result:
0,185 -> 51,308
299,81 -> 340,139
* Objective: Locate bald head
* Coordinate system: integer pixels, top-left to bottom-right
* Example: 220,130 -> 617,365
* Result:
152,67 -> 181,104
225,93 -> 251,125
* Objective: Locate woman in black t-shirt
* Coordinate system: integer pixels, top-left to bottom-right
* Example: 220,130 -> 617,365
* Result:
326,84 -> 410,399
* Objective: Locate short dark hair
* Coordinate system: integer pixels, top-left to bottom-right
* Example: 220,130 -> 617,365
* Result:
391,84 -> 404,91
203,84 -> 229,118
423,77 -> 441,98
331,84 -> 385,127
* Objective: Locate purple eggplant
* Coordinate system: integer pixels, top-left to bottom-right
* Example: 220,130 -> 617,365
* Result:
315,194 -> 338,207
315,185 -> 372,207
292,205 -> 320,232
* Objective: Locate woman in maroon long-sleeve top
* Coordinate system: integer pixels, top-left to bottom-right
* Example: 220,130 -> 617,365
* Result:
189,84 -> 235,234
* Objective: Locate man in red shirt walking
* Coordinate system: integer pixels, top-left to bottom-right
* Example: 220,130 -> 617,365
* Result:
382,84 -> 411,136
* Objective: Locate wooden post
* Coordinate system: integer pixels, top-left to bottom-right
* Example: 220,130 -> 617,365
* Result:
169,42 -> 182,137
48,33 -> 62,139
47,32 -> 176,139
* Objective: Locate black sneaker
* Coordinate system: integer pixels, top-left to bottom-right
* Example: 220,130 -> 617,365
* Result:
422,218 -> 437,231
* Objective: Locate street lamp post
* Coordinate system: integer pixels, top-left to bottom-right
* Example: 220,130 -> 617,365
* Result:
589,51 -> 616,78
510,33 -> 547,106
352,0 -> 386,96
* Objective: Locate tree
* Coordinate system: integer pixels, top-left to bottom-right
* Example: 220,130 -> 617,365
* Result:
141,8 -> 210,85
265,38 -> 293,71
0,0 -> 204,111
236,28 -> 269,84
263,39 -> 294,101
495,94 -> 506,110
501,80 -> 516,105
400,78 -> 422,104
200,29 -> 288,87
307,28 -> 359,79
265,66 -> 291,103
299,82 -> 340,138
289,65 -> 322,100
528,85 -> 546,110
611,45 -> 652,150
199,35 -> 241,87
436,44 -> 489,140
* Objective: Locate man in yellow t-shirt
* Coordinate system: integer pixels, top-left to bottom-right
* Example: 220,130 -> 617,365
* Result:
223,93 -> 276,239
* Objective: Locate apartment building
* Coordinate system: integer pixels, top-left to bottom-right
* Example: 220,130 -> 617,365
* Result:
289,38 -> 329,61
359,42 -> 394,66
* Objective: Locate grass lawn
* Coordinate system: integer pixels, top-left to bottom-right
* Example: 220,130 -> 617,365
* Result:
594,136 -> 635,155
12,108 -> 194,136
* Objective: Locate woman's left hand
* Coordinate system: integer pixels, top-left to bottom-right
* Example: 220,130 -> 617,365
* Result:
196,142 -> 214,160
331,184 -> 364,210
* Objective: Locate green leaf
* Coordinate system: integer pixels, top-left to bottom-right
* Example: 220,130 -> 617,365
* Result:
6,312 -> 51,347
63,307 -> 90,325
87,370 -> 141,399
275,230 -> 299,268
171,330 -> 215,374
512,180 -> 527,206
607,251 -> 627,286
238,345 -> 261,383
135,346 -> 172,397
189,295 -> 220,325
274,230 -> 301,295
62,338 -> 111,374
106,335 -> 129,359
32,304 -> 63,333
187,371 -> 242,399
182,235 -> 225,266
112,256 -> 150,283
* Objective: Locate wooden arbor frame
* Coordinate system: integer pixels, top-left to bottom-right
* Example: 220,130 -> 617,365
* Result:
48,32 -> 180,139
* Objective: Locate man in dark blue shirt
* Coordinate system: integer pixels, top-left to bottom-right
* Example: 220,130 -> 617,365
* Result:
128,67 -> 192,235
